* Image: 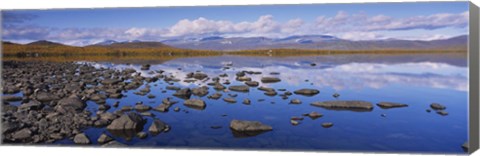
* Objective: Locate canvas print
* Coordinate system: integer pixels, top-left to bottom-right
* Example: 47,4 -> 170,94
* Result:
0,2 -> 471,154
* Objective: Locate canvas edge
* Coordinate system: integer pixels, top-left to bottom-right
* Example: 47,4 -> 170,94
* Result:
469,1 -> 479,154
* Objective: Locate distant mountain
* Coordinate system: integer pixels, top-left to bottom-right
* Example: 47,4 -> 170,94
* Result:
89,41 -> 174,49
26,40 -> 65,46
94,40 -> 118,46
160,35 -> 467,51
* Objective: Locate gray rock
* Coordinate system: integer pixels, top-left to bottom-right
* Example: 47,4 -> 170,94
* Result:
258,86 -> 275,92
437,110 -> 449,116
184,99 -> 206,110
264,91 -> 277,96
148,119 -> 168,134
11,128 -> 32,141
192,86 -> 209,97
430,103 -> 446,110
245,81 -> 259,87
236,76 -> 252,82
207,93 -> 222,100
18,100 -> 43,111
228,85 -> 250,92
173,88 -> 192,99
106,112 -> 145,131
134,104 -> 151,112
290,99 -> 302,104
193,73 -> 208,80
97,133 -> 113,144
35,92 -> 58,102
321,122 -> 334,128
305,111 -> 323,119
230,120 -> 273,132
101,141 -> 126,147
55,94 -> 86,113
261,77 -> 281,83
73,133 -> 91,144
101,79 -> 122,85
242,99 -> 251,105
136,132 -> 148,139
377,102 -> 408,109
294,89 -> 320,96
311,100 -> 373,111
3,95 -> 23,102
223,97 -> 237,103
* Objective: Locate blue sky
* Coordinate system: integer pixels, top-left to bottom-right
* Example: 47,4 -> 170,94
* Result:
2,1 -> 469,46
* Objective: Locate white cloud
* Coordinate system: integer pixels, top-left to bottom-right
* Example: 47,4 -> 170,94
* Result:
2,11 -> 469,45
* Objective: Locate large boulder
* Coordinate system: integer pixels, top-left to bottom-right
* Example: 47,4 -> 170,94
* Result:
311,100 -> 373,111
192,86 -> 209,97
294,89 -> 320,96
106,112 -> 145,131
54,94 -> 86,113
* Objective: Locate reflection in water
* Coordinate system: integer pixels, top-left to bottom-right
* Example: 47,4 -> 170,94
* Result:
72,54 -> 467,153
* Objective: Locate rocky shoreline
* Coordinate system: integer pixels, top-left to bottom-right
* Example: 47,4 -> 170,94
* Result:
1,60 -> 455,148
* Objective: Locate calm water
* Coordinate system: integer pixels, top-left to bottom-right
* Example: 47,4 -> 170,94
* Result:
52,53 -> 467,153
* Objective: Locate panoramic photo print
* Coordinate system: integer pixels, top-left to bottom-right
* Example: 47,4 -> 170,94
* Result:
1,1 -> 470,154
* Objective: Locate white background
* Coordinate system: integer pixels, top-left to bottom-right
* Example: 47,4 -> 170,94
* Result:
0,0 -> 479,156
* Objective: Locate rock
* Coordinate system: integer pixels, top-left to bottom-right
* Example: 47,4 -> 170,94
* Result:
11,128 -> 32,141
290,99 -> 302,104
140,64 -> 150,70
229,120 -> 273,132
192,86 -> 209,97
264,91 -> 277,96
106,112 -> 145,131
101,141 -> 126,147
333,93 -> 340,98
210,126 -> 222,129
291,116 -> 304,120
184,99 -> 206,110
55,94 -> 86,113
134,104 -> 151,112
35,92 -> 58,102
311,100 -> 373,111
305,111 -> 323,119
101,79 -> 122,85
223,97 -> 237,103
462,141 -> 469,150
148,119 -> 168,134
193,73 -> 208,80
73,133 -> 91,144
228,85 -> 249,92
261,77 -> 281,83
174,107 -> 180,112
270,72 -> 280,75
121,106 -> 132,111
166,86 -> 181,91
3,95 -> 23,102
294,89 -> 320,96
153,104 -> 169,112
173,88 -> 192,99
147,94 -> 156,99
94,119 -> 110,127
98,104 -> 111,111
376,102 -> 408,109
18,100 -> 43,111
321,122 -> 334,128
430,103 -> 446,110
97,133 -> 113,144
213,83 -> 226,90
136,132 -> 148,139
290,120 -> 299,126
236,76 -> 252,82
437,110 -> 449,116
245,81 -> 259,87
242,99 -> 251,105
207,93 -> 222,100
236,71 -> 245,77
258,86 -> 275,92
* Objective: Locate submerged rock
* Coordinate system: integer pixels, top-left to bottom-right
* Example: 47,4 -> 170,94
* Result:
311,100 -> 373,111
376,102 -> 408,109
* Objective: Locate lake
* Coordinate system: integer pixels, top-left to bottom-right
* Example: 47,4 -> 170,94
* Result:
3,53 -> 468,154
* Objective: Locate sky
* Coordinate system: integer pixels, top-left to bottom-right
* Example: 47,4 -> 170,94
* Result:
1,2 -> 469,46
